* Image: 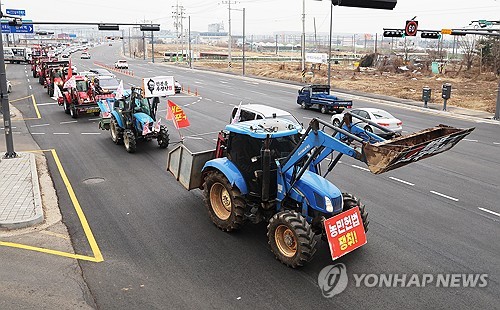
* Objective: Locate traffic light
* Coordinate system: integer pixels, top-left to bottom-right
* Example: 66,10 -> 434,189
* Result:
383,30 -> 404,38
405,20 -> 418,36
98,24 -> 119,31
331,0 -> 397,10
140,24 -> 160,31
421,32 -> 441,39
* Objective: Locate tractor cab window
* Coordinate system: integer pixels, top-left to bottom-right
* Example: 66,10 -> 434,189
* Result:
134,98 -> 151,115
76,80 -> 88,92
114,99 -> 125,110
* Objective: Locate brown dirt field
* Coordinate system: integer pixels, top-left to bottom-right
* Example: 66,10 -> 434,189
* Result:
151,45 -> 499,113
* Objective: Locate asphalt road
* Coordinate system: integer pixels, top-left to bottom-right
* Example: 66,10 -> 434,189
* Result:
6,44 -> 500,309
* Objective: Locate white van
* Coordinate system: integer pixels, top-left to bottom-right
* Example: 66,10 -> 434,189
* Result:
3,47 -> 30,64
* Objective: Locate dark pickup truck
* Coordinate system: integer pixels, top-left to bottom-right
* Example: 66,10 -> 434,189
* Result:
297,84 -> 352,114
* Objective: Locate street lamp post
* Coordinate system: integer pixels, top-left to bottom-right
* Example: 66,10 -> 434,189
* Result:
327,2 -> 333,87
301,0 -> 306,81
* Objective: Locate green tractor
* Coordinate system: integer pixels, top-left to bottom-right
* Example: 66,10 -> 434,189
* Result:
104,87 -> 170,153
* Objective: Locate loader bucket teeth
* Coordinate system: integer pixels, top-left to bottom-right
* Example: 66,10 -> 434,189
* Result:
362,125 -> 475,174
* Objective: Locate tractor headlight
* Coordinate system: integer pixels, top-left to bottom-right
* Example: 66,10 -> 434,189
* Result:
325,196 -> 334,213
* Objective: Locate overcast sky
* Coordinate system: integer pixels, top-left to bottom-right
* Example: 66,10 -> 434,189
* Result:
3,0 -> 500,36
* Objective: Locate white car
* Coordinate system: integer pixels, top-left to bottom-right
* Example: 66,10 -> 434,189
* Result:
80,52 -> 91,59
114,60 -> 128,69
230,104 -> 302,129
331,107 -> 403,136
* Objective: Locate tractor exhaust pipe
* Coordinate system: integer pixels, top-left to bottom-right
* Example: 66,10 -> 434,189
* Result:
261,135 -> 271,202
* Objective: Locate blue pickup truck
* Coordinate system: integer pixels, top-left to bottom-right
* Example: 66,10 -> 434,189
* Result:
297,84 -> 352,114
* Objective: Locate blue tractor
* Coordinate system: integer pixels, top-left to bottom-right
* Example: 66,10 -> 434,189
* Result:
104,87 -> 170,153
168,113 -> 473,267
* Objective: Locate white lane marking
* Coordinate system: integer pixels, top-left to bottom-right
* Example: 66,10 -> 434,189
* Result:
88,118 -> 100,121
60,120 -> 78,124
31,123 -> 50,127
206,98 -> 213,101
81,132 -> 101,135
31,132 -> 45,135
493,142 -> 500,145
212,138 -> 218,141
244,81 -> 259,85
402,130 -> 408,133
36,102 -> 58,106
430,191 -> 459,202
216,100 -> 224,104
127,83 -> 135,86
185,136 -> 203,140
29,85 -> 32,90
463,139 -> 478,142
220,80 -> 228,84
389,176 -> 415,186
303,117 -> 313,120
220,91 -> 235,96
351,164 -> 370,172
194,81 -> 204,84
187,131 -> 219,137
25,70 -> 28,73
249,90 -> 268,96
27,78 -> 30,82
53,132 -> 69,135
478,207 -> 500,217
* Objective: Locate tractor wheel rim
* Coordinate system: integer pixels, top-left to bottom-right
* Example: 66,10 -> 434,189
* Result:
110,122 -> 117,140
124,133 -> 129,148
275,225 -> 297,258
210,182 -> 231,220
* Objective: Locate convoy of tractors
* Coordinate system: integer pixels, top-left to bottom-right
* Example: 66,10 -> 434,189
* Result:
26,46 -> 473,268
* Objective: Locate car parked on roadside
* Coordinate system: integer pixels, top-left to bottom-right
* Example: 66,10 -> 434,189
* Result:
114,60 -> 128,69
331,107 -> 403,136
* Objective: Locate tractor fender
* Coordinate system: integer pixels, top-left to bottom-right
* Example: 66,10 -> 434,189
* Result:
202,158 -> 248,195
111,110 -> 124,128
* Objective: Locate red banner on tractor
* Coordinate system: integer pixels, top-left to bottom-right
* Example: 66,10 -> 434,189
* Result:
167,100 -> 190,129
324,206 -> 367,260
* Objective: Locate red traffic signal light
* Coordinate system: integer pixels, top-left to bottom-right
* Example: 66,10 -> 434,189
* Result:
405,20 -> 418,36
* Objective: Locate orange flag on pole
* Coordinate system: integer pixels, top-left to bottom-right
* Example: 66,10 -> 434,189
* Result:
167,100 -> 190,129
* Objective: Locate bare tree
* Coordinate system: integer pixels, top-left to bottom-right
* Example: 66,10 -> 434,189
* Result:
459,35 -> 477,70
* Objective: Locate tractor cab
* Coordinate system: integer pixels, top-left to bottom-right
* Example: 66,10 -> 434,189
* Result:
219,118 -> 301,200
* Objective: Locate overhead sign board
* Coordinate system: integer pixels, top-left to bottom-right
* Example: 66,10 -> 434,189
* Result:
6,9 -> 26,16
1,19 -> 33,34
142,76 -> 175,97
305,53 -> 328,64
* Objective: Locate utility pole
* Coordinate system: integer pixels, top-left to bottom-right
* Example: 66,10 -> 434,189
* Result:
0,0 -> 16,158
151,30 -> 154,63
172,1 -> 185,60
242,8 -> 245,76
128,27 -> 131,57
188,16 -> 192,69
222,1 -> 238,69
327,2 -> 333,87
301,0 -> 306,80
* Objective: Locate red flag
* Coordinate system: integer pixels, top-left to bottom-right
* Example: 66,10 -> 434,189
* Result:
167,100 -> 190,129
66,59 -> 73,81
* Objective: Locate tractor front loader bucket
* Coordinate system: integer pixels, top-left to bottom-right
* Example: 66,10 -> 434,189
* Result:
363,125 -> 475,174
167,144 -> 215,190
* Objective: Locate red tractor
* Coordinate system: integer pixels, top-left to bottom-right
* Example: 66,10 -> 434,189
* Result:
60,75 -> 109,118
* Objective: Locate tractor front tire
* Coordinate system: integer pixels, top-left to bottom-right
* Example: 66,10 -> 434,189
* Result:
63,99 -> 70,114
267,211 -> 317,268
70,105 -> 79,119
110,116 -> 123,145
203,171 -> 245,232
123,129 -> 137,153
342,193 -> 369,232
157,126 -> 170,148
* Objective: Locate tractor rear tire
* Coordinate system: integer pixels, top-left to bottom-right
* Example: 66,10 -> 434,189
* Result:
203,171 -> 245,232
110,116 -> 123,145
267,211 -> 317,268
342,193 -> 369,232
123,129 -> 137,153
157,126 -> 170,148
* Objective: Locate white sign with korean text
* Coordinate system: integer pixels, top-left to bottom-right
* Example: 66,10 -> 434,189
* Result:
142,76 -> 175,98
306,53 -> 328,64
